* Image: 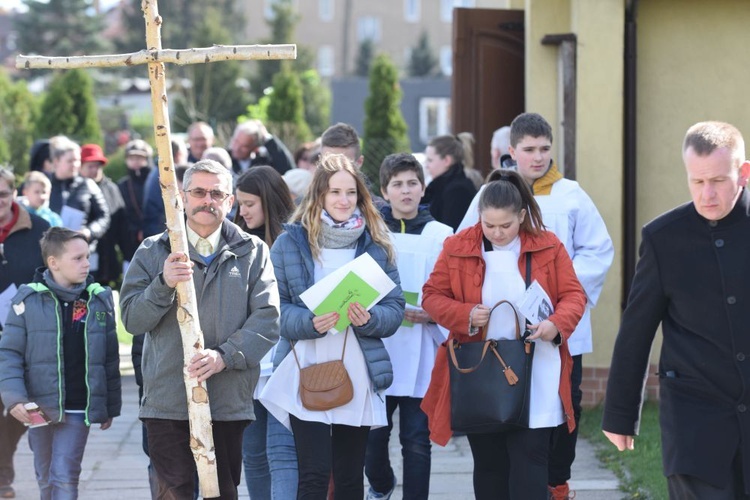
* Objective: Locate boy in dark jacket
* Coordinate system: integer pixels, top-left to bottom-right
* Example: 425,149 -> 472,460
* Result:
364,153 -> 453,500
0,227 -> 121,499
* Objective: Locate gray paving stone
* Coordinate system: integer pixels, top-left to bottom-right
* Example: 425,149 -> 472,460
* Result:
10,367 -> 621,499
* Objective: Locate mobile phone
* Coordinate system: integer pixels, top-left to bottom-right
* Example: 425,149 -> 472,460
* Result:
23,402 -> 51,428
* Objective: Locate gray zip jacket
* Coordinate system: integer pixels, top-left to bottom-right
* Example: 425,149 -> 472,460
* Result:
0,277 -> 121,425
120,221 -> 280,421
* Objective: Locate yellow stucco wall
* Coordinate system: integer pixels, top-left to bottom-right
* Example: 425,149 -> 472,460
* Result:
525,0 -> 570,127
571,0 -> 624,366
493,0 -> 526,9
637,0 -> 750,227
526,0 -> 624,367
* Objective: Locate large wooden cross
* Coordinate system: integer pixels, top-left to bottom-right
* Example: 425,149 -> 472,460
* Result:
17,1 -> 295,496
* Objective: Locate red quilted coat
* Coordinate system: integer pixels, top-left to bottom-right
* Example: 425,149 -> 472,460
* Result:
420,224 -> 586,446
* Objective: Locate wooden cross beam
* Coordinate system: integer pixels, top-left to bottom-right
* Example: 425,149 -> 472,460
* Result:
17,1 -> 295,496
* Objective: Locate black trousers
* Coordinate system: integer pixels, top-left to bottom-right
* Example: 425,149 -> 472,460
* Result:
549,353 -> 583,486
0,399 -> 27,486
290,415 -> 370,500
668,452 -> 750,500
144,418 -> 249,500
467,427 -> 553,500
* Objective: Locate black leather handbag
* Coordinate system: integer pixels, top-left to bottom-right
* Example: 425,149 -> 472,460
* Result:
448,255 -> 535,434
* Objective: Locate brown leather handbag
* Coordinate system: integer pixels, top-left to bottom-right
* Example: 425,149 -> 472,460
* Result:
292,328 -> 354,411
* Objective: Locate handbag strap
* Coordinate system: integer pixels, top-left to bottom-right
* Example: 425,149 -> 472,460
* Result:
447,338 -> 493,374
291,326 -> 349,371
482,249 -> 531,341
485,300 -> 522,341
448,253 -> 534,384
525,252 -> 531,288
447,336 -> 521,385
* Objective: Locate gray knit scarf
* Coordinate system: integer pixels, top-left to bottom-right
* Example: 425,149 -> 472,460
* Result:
318,215 -> 366,250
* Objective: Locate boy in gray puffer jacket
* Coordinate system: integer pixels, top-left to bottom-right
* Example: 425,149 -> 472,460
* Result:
0,227 -> 121,499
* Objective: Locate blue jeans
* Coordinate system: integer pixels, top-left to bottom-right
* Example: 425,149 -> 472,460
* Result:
243,400 -> 298,500
365,396 -> 431,499
28,412 -> 90,500
266,411 -> 298,500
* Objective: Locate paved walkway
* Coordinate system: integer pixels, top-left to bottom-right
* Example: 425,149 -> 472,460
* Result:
9,349 -> 622,499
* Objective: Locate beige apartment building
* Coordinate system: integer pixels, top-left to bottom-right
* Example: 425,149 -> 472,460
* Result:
240,0 -> 499,78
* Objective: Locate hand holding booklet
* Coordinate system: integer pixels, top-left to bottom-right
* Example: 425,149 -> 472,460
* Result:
517,280 -> 554,324
23,402 -> 51,428
299,253 -> 397,334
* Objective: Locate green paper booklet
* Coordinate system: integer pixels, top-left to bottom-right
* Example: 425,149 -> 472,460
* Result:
401,291 -> 420,327
313,271 -> 380,332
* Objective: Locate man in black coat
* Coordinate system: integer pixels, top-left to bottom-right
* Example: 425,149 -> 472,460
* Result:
603,121 -> 750,498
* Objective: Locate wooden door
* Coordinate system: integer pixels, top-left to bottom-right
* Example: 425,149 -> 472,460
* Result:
453,8 -> 525,177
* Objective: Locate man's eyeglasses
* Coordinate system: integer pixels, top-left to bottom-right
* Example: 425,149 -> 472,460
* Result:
185,188 -> 230,202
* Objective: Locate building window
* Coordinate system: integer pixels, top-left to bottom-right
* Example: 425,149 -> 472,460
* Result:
319,0 -> 334,21
264,0 -> 278,20
441,0 -> 476,22
420,98 -> 452,145
404,0 -> 420,23
318,46 -> 334,77
439,46 -> 452,76
357,16 -> 382,43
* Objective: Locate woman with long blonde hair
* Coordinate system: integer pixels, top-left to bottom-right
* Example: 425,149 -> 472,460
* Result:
260,154 -> 404,499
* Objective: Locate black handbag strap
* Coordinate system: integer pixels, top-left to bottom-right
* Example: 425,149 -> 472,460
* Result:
523,253 -> 532,337
525,253 -> 531,288
480,237 -> 531,286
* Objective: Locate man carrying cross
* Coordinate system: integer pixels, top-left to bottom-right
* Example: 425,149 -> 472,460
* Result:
16,1 -> 295,495
120,159 -> 280,499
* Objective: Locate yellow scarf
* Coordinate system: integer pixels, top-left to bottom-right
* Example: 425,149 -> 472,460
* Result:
530,161 -> 563,195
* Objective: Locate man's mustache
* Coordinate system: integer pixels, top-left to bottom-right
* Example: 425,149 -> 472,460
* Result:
192,206 -> 217,216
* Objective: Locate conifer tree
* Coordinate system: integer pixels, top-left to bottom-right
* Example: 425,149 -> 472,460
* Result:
362,54 -> 410,191
171,7 -> 250,131
266,64 -> 311,151
37,69 -> 102,144
355,39 -> 375,77
299,70 -> 331,137
252,0 -> 314,97
408,31 -> 439,77
115,0 -> 244,53
0,72 -> 39,173
17,0 -> 110,58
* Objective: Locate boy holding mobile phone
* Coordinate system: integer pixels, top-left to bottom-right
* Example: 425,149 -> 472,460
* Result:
0,227 -> 121,498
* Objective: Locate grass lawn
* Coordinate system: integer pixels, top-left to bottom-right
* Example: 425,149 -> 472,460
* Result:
579,402 -> 668,499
